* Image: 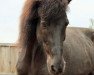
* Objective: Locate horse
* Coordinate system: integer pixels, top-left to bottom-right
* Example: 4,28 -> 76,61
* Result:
16,0 -> 94,75
62,27 -> 94,75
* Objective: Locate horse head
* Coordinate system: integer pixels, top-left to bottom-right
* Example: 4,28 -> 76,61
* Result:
18,0 -> 71,75
36,0 -> 71,75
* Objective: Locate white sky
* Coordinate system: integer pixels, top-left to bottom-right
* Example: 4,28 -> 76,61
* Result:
0,0 -> 94,43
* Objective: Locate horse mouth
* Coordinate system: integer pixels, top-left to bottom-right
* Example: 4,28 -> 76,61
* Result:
50,70 -> 63,75
48,68 -> 63,75
48,60 -> 66,75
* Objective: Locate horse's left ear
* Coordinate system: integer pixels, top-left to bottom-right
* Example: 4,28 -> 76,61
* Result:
68,0 -> 72,4
91,32 -> 94,42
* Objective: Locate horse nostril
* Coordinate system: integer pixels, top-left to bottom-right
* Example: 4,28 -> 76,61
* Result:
51,65 -> 62,74
51,65 -> 56,72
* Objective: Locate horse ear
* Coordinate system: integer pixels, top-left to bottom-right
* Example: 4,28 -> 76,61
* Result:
91,32 -> 94,42
31,0 -> 41,19
68,0 -> 72,4
33,1 -> 41,9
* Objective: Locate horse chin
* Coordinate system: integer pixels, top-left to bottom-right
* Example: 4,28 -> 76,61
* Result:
49,70 -> 63,75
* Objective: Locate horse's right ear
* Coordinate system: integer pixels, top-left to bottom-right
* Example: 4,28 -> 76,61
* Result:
33,1 -> 41,9
30,0 -> 42,21
68,0 -> 72,4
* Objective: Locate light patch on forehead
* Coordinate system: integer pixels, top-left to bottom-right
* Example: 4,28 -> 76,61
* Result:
53,25 -> 62,51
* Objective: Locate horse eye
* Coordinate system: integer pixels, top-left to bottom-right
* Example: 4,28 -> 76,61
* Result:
41,21 -> 48,29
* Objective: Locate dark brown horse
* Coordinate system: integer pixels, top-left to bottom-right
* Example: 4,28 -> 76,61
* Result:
16,0 -> 94,75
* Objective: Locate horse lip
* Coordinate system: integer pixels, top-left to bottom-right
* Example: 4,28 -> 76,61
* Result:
50,69 -> 63,75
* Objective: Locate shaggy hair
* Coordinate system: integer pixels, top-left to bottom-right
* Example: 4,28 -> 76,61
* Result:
18,0 -> 71,48
17,0 -> 72,75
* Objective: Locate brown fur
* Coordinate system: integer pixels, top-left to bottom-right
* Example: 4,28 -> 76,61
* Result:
17,0 -> 94,75
17,0 -> 71,75
17,1 -> 41,75
63,27 -> 94,75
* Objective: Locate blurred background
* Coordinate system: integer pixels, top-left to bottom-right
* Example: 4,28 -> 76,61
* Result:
0,0 -> 94,43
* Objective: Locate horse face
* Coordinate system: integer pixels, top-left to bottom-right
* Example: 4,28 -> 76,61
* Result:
36,0 -> 70,74
37,14 -> 69,75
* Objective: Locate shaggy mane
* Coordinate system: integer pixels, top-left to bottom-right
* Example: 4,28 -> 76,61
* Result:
18,0 -> 71,48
